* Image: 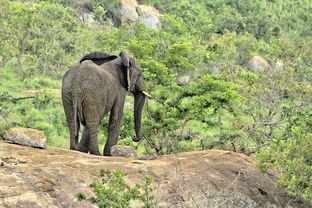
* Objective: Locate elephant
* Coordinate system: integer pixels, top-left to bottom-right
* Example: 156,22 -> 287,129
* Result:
61,51 -> 151,156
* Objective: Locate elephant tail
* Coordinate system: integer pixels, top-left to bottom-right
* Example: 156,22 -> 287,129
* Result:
73,93 -> 79,137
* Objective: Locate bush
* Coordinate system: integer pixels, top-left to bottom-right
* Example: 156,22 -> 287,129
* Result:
77,169 -> 156,208
254,128 -> 312,202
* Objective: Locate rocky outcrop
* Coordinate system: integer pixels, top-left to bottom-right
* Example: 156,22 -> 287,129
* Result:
0,141 -> 309,208
114,0 -> 161,29
246,56 -> 272,73
4,127 -> 47,149
110,145 -> 137,157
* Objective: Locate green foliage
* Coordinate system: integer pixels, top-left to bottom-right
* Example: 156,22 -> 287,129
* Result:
85,0 -> 121,15
254,128 -> 312,201
0,0 -> 97,78
78,169 -> 156,208
93,6 -> 106,22
140,74 -> 242,155
181,75 -> 242,119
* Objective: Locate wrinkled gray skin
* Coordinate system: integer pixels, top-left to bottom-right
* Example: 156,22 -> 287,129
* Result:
62,51 -> 146,156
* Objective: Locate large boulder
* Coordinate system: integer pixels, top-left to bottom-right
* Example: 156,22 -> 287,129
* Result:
246,56 -> 272,73
110,145 -> 137,157
4,127 -> 47,149
0,141 -> 309,207
136,5 -> 161,29
114,0 -> 161,29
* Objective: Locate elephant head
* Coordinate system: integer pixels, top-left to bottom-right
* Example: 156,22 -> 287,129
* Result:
119,51 -> 151,142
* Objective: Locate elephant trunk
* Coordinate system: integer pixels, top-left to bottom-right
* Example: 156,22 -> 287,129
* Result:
132,92 -> 145,142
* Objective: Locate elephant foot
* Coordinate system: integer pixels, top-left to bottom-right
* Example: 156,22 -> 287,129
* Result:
103,151 -> 111,156
77,144 -> 88,153
90,150 -> 101,156
70,144 -> 79,151
132,136 -> 141,142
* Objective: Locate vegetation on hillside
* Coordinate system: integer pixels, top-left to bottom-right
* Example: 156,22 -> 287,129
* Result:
0,0 -> 311,202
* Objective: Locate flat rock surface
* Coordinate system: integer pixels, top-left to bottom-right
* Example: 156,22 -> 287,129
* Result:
0,141 -> 309,208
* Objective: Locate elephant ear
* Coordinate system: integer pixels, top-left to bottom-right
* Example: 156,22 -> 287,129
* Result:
120,51 -> 131,91
80,51 -> 117,65
119,51 -> 130,68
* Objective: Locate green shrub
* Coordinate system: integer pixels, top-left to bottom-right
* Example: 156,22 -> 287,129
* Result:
254,128 -> 312,202
77,169 -> 156,208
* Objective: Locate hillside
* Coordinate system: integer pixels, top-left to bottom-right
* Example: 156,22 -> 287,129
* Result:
0,141 -> 309,208
0,0 -> 311,203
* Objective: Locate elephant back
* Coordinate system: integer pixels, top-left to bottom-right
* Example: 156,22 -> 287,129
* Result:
80,51 -> 118,65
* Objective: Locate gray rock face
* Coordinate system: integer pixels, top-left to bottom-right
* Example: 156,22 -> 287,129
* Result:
136,5 -> 160,29
4,127 -> 47,149
114,0 -> 160,29
110,145 -> 137,157
116,5 -> 139,25
246,56 -> 272,73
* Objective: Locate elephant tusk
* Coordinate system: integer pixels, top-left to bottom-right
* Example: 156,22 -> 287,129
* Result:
127,68 -> 131,91
142,91 -> 152,98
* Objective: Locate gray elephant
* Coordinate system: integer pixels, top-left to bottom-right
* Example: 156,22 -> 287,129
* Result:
61,51 -> 151,156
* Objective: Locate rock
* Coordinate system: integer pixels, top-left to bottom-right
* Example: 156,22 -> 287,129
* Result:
4,127 -> 47,149
0,141 -> 309,208
110,145 -> 137,157
115,5 -> 138,26
211,64 -> 222,74
246,56 -> 272,73
114,0 -> 161,29
2,192 -> 55,208
122,0 -> 138,7
136,5 -> 161,29
78,12 -> 100,28
273,59 -> 284,72
177,76 -> 190,86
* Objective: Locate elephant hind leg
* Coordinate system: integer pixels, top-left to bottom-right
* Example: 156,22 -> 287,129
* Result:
83,103 -> 101,155
86,124 -> 101,155
63,100 -> 80,150
69,119 -> 80,150
78,127 -> 89,153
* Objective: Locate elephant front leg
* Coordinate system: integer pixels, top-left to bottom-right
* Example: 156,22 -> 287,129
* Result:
104,102 -> 124,156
